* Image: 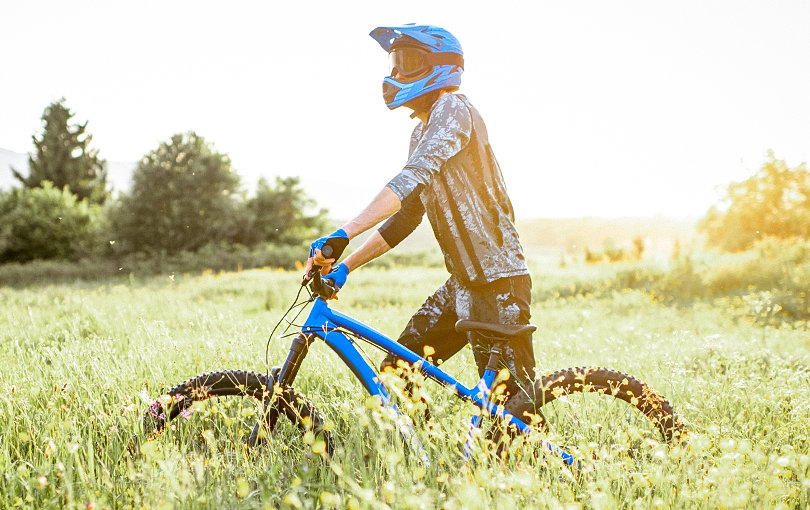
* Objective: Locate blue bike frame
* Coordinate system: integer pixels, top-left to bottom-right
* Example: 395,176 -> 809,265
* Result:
284,295 -> 574,466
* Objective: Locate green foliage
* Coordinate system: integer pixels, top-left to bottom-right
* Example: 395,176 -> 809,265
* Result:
583,236 -> 644,264
0,243 -> 306,288
110,133 -> 328,260
239,176 -> 328,247
12,99 -> 108,205
536,238 -> 810,324
112,132 -> 241,255
126,241 -> 305,276
364,248 -> 444,270
702,238 -> 810,322
0,183 -> 103,263
700,151 -> 810,252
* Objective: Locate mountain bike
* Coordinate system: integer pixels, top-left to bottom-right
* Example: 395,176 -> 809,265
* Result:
143,252 -> 687,468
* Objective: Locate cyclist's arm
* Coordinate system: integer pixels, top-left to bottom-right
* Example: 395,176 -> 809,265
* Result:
343,192 -> 424,271
339,186 -> 401,240
310,187 -> 401,269
343,231 -> 392,271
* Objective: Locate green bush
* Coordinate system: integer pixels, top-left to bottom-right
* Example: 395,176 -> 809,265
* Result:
239,176 -> 329,247
121,242 -> 306,275
111,132 -> 241,255
701,238 -> 809,321
532,238 -> 810,323
110,132 -> 329,259
0,182 -> 104,263
700,151 -> 810,252
364,248 -> 444,270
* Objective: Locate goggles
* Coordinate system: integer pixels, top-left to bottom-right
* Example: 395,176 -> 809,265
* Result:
388,46 -> 464,79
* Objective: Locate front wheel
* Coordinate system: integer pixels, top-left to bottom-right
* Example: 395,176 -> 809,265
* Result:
496,367 -> 687,455
143,369 -> 334,458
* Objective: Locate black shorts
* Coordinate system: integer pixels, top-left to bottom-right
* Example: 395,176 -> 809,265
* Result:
381,274 -> 536,400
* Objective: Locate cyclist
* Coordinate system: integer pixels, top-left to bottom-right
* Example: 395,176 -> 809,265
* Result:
307,23 -> 535,402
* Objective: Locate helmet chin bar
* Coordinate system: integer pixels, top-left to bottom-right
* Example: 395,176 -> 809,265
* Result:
383,79 -> 430,116
382,65 -> 462,109
383,81 -> 401,105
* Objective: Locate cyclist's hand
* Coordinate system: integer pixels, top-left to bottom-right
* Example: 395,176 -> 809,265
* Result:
323,263 -> 349,299
306,229 -> 349,275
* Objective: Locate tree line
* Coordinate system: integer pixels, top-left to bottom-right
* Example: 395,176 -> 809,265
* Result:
699,150 -> 810,252
0,99 -> 328,265
2,99 -> 809,268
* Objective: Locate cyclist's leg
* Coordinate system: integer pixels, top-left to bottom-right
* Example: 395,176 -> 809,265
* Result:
380,280 -> 468,418
380,279 -> 469,372
464,275 -> 536,403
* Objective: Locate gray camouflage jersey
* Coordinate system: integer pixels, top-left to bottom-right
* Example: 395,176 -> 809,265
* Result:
380,93 -> 528,286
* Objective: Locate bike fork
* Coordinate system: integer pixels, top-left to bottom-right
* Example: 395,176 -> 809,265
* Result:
248,333 -> 314,447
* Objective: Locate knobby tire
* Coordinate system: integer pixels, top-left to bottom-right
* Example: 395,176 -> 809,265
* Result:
503,366 -> 687,444
143,368 -> 334,457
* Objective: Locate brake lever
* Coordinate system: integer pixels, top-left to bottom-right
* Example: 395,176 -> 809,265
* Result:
303,269 -> 336,299
302,267 -> 320,286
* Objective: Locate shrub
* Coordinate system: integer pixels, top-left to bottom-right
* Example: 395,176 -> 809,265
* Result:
702,237 -> 809,320
0,183 -> 104,263
239,177 -> 329,247
111,132 -> 241,255
700,151 -> 810,252
533,238 -> 809,323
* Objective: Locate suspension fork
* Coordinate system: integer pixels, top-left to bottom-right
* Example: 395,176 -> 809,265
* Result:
277,333 -> 315,387
249,333 -> 314,446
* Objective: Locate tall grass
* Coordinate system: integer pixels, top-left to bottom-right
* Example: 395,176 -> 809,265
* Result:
0,243 -> 305,288
535,238 -> 810,325
1,264 -> 808,508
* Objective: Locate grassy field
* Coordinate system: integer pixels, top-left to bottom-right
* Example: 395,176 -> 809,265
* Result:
1,263 -> 809,509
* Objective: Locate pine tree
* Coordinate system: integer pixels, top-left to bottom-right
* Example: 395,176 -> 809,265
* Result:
12,98 -> 108,204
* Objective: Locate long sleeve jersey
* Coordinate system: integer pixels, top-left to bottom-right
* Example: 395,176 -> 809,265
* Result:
378,93 -> 529,286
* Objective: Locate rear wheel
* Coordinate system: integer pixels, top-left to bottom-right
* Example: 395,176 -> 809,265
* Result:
143,368 -> 334,459
494,367 -> 686,460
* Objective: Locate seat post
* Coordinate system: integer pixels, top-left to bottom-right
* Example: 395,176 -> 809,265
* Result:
484,342 -> 502,375
478,341 -> 503,402
464,341 -> 504,458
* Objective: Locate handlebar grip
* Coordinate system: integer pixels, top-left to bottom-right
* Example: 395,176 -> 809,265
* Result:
321,237 -> 349,261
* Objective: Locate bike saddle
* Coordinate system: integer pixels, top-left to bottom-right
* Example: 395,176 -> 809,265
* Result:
454,320 -> 536,338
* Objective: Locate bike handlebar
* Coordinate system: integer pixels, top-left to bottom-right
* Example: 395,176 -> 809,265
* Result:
303,265 -> 337,299
302,237 -> 345,299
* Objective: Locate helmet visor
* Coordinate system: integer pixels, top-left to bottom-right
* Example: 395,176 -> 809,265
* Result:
389,47 -> 430,78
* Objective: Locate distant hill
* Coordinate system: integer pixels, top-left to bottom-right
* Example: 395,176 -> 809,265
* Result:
0,148 -> 28,191
0,147 -> 136,194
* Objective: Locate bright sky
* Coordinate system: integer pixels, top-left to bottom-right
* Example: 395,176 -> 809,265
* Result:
1,1 -> 808,219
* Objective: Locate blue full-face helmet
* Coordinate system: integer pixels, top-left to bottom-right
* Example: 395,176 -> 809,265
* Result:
369,24 -> 464,109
